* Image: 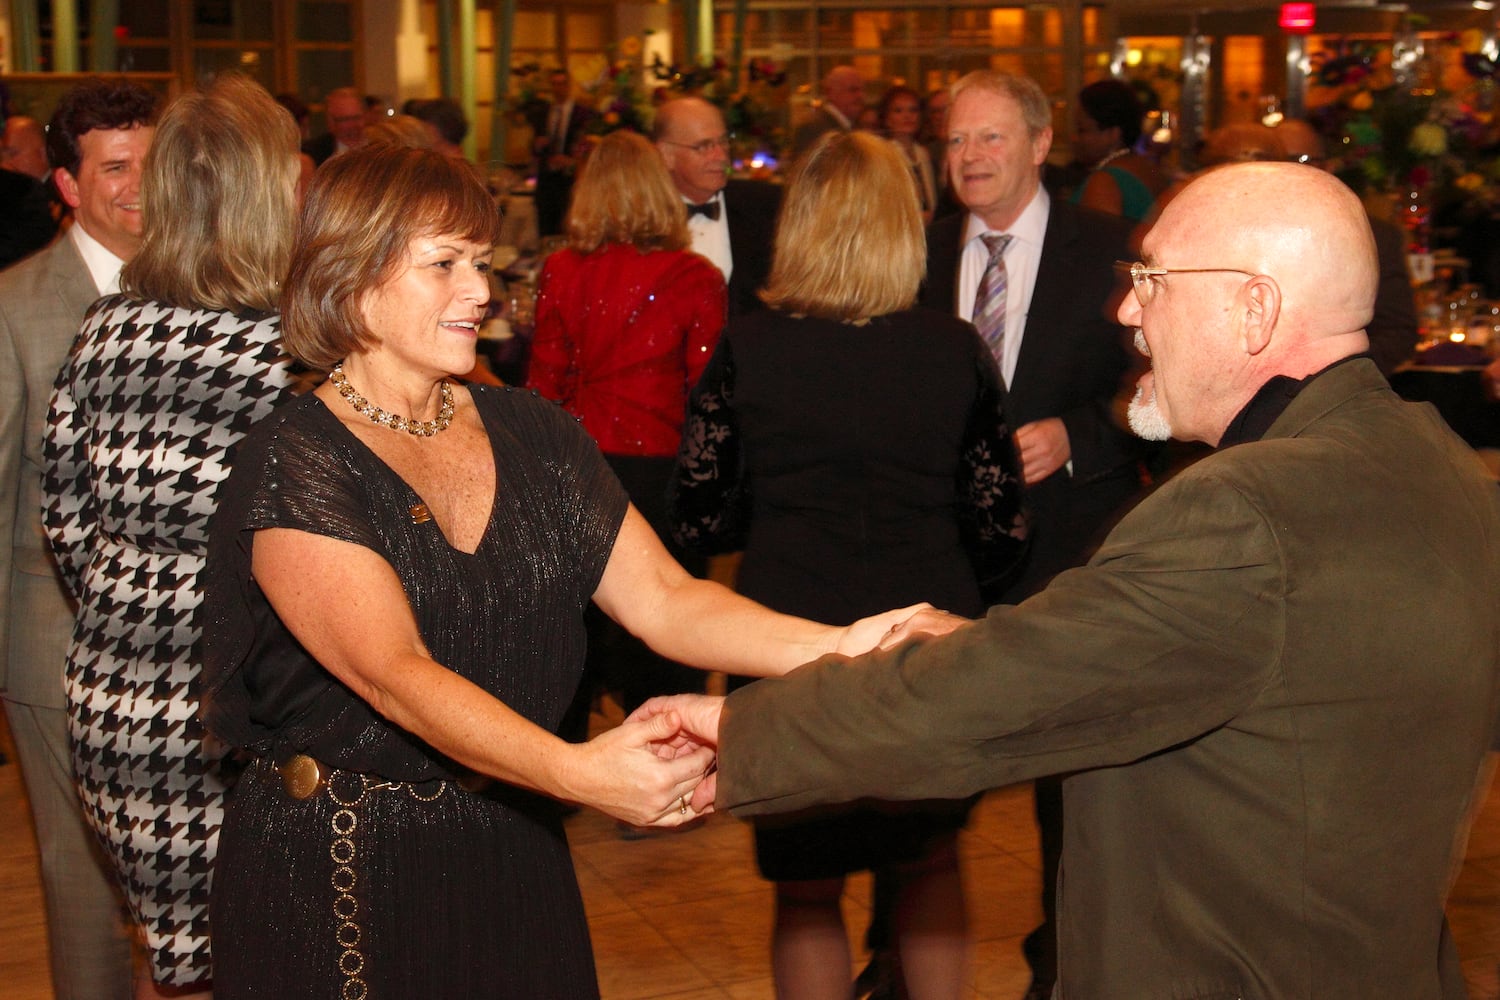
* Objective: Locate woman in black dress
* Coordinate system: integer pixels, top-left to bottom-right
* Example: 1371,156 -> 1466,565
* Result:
671,130 -> 1028,999
200,144 -> 920,999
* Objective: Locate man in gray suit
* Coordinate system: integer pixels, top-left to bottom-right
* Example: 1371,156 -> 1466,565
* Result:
644,162 -> 1500,998
0,78 -> 158,1000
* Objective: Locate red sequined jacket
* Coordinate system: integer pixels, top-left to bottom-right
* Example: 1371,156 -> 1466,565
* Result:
528,243 -> 727,456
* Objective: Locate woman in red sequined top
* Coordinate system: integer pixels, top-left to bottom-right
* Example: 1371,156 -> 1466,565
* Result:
528,128 -> 728,716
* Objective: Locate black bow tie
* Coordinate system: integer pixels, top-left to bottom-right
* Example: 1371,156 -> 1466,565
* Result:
686,200 -> 721,221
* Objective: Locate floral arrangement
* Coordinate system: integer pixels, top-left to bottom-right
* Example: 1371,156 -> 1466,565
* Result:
648,53 -> 790,164
578,35 -> 651,137
1308,35 -> 1500,213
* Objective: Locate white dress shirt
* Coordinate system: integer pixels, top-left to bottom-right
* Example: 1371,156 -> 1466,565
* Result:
956,186 -> 1050,388
70,222 -> 127,296
684,191 -> 732,283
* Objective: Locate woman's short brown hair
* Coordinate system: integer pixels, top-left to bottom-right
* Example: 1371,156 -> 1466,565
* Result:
121,74 -> 298,313
564,130 -> 688,254
281,144 -> 500,371
759,130 -> 924,322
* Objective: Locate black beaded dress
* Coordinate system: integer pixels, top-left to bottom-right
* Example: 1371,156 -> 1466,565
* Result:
671,306 -> 1028,880
201,386 -> 627,999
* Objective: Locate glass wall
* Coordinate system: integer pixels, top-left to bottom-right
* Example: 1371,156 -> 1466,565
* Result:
712,1 -> 1110,149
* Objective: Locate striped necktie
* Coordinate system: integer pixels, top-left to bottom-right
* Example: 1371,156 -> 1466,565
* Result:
973,233 -> 1013,363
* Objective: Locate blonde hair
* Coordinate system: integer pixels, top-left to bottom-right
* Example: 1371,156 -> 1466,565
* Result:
281,144 -> 500,371
949,70 -> 1052,138
760,130 -> 924,322
364,114 -> 435,150
565,130 -> 689,254
122,74 -> 298,313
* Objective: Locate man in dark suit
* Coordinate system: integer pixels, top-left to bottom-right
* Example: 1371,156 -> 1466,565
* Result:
0,78 -> 157,1000
646,160 -> 1500,1000
533,69 -> 594,237
919,69 -> 1146,999
788,65 -> 864,162
923,71 -> 1144,604
301,86 -> 365,166
655,96 -> 780,318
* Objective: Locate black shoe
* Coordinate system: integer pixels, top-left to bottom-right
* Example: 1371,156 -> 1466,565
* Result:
853,949 -> 908,1000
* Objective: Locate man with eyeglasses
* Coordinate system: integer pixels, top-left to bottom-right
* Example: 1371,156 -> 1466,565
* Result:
640,160 -> 1500,1000
655,97 -> 780,318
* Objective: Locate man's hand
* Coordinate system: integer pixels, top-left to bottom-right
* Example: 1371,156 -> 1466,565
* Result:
1016,417 -> 1070,484
630,695 -> 725,809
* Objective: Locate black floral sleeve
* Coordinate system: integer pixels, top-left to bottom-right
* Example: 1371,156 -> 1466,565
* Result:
669,337 -> 750,555
956,345 -> 1030,586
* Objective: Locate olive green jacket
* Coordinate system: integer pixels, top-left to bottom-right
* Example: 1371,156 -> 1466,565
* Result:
720,358 -> 1500,999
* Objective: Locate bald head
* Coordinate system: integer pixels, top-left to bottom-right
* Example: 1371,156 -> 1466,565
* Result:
1167,162 -> 1376,343
822,66 -> 866,122
2,116 -> 49,179
654,97 -> 730,203
1124,163 -> 1376,445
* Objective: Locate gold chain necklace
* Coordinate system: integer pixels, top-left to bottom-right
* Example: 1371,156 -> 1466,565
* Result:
329,362 -> 455,437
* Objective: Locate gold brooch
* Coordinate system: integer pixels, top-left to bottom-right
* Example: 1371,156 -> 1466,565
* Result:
410,503 -> 433,524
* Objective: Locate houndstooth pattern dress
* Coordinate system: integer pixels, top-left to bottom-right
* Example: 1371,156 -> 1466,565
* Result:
41,296 -> 300,987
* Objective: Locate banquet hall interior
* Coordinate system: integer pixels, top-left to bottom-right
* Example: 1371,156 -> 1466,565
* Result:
4,1 -> 1500,998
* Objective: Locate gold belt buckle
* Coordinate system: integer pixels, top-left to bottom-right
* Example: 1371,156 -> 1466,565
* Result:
280,753 -> 327,800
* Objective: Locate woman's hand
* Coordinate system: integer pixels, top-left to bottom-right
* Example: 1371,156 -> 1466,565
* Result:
561,711 -> 718,827
877,608 -> 975,650
835,603 -> 936,657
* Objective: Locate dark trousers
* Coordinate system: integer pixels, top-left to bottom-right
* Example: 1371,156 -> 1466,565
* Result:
559,454 -> 705,741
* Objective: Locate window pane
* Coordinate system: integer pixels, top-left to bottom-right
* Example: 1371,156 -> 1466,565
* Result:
195,48 -> 276,90
565,11 -> 608,51
119,0 -> 170,39
194,0 -> 274,42
818,10 -> 853,49
118,46 -> 172,73
300,49 -> 357,101
298,2 -> 354,44
514,11 -> 556,50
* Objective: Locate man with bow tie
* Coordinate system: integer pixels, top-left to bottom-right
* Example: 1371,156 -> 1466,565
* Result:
655,97 -> 780,318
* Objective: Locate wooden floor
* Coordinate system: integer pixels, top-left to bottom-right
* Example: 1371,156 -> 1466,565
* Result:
3,707 -> 1500,999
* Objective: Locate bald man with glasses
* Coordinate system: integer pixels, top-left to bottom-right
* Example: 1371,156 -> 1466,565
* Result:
641,161 -> 1500,999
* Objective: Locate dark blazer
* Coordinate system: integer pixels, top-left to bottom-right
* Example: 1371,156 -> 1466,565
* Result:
1368,214 -> 1419,375
0,169 -> 58,271
721,179 -> 781,318
788,107 -> 846,161
717,358 -> 1500,1000
301,132 -> 337,167
534,102 -> 596,237
921,200 -> 1145,600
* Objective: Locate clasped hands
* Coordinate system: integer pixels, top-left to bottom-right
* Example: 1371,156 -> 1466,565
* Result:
614,604 -> 973,822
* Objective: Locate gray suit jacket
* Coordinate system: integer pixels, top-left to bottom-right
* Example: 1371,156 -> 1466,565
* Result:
720,358 -> 1500,998
0,232 -> 97,704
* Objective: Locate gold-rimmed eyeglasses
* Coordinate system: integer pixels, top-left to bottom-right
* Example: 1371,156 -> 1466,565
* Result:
1116,260 -> 1257,307
660,133 -> 734,155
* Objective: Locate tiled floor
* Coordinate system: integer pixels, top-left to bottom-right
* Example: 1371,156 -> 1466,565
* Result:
3,707 -> 1500,999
